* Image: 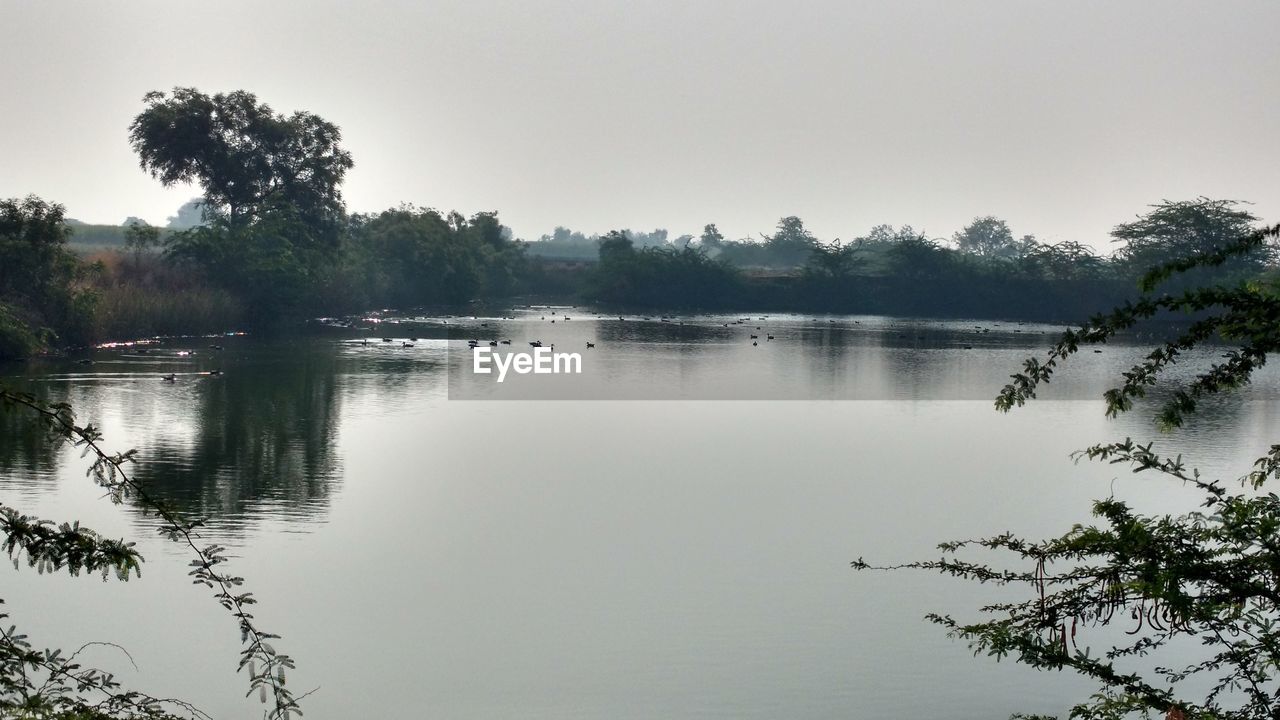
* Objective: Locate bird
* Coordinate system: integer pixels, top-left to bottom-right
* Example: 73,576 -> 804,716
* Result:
500,339 -> 511,345
750,334 -> 758,339
382,338 -> 392,343
161,373 -> 176,382
530,340 -> 543,347
489,340 -> 498,346
767,335 -> 775,341
753,341 -> 758,346
402,342 -> 415,348
208,369 -> 223,376
586,342 -> 595,348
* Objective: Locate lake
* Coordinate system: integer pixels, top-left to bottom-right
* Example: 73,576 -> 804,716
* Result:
2,309 -> 1278,719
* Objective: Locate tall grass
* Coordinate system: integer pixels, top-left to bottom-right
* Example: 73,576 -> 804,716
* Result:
91,284 -> 244,341
83,250 -> 245,342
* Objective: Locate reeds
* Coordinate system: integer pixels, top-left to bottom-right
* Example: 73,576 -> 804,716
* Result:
91,282 -> 245,340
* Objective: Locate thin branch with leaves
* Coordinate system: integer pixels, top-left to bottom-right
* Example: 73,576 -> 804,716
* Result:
0,386 -> 306,719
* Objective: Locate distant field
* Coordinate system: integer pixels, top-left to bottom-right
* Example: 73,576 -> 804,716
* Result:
66,222 -> 174,248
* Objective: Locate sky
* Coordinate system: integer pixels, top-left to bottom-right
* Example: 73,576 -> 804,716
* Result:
2,0 -> 1277,250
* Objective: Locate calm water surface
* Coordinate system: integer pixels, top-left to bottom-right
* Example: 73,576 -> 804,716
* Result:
2,311 -> 1278,719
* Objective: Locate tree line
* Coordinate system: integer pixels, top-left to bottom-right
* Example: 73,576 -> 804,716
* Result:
565,199 -> 1274,317
2,87 -> 1275,360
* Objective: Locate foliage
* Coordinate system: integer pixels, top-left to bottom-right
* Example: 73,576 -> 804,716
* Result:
586,231 -> 742,307
1113,199 -> 1271,285
0,302 -> 45,361
89,282 -> 244,341
699,223 -> 725,249
0,196 -> 96,354
165,202 -> 339,316
953,216 -> 1032,261
707,216 -> 819,268
344,206 -> 526,307
129,88 -> 352,320
802,239 -> 862,281
129,88 -> 352,226
855,220 -> 1280,719
123,221 -> 161,267
0,388 -> 305,719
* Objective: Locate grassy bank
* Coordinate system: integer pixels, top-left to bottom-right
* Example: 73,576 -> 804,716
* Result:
81,250 -> 245,343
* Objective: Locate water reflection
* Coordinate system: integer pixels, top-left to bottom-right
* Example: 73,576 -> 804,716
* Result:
0,338 -> 371,528
5,312 -> 1280,720
128,346 -> 344,522
2,311 -> 1277,531
0,382 -> 60,483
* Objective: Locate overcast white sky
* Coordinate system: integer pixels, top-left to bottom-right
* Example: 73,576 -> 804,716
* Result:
2,0 -> 1277,249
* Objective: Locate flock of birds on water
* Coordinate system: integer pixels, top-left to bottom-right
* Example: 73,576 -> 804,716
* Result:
72,311 -> 1106,382
341,308 -> 1074,353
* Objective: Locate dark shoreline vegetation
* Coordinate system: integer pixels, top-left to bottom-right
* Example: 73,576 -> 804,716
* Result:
0,90 -> 1274,360
4,192 -> 1276,359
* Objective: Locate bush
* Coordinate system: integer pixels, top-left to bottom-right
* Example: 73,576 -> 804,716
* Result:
0,302 -> 44,360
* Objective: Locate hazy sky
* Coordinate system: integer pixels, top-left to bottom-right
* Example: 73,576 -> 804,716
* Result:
2,1 -> 1277,249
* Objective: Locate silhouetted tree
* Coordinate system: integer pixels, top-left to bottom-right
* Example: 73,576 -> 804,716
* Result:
129,88 -> 353,226
0,196 -> 95,355
1112,198 -> 1270,283
953,215 -> 1017,260
123,219 -> 161,267
130,88 -> 354,316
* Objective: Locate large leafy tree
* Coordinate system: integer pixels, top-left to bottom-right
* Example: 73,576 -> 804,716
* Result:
130,89 -> 354,315
954,215 -> 1019,260
763,215 -> 818,268
1113,199 -> 1271,282
129,88 -> 353,226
